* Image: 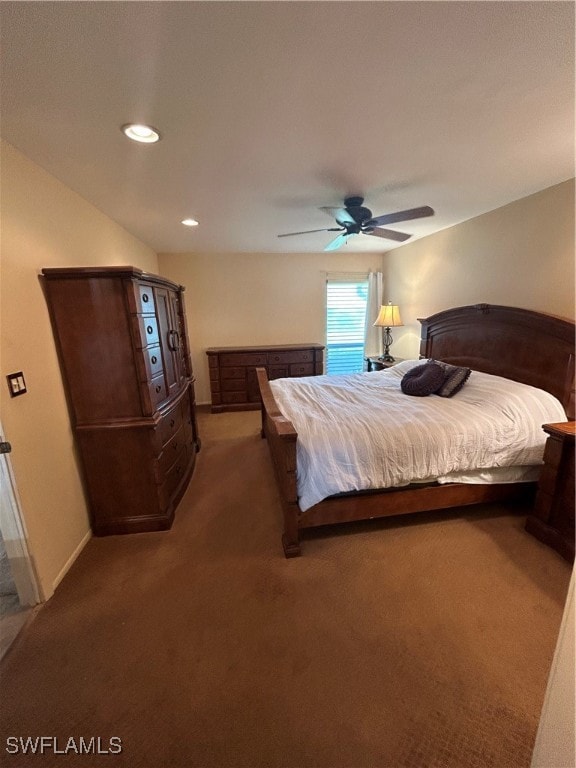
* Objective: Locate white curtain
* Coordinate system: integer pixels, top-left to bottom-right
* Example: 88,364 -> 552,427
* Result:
363,271 -> 383,359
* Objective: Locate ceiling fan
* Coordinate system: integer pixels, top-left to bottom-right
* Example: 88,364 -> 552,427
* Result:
278,196 -> 434,251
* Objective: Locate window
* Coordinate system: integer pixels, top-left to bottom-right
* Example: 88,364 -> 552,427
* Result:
326,277 -> 369,375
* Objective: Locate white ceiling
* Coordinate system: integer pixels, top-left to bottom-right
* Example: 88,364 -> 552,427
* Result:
0,1 -> 573,254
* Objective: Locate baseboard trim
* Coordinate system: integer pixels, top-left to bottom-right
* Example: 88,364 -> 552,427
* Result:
51,529 -> 92,597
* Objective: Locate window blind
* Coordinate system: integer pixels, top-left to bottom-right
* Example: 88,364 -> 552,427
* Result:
326,278 -> 369,375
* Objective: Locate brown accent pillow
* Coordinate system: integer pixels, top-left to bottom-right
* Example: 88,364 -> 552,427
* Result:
429,359 -> 472,397
401,362 -> 446,397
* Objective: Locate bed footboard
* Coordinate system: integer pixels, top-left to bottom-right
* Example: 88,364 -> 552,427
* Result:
256,368 -> 301,556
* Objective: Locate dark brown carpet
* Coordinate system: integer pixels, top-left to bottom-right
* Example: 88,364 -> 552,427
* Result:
0,410 -> 571,768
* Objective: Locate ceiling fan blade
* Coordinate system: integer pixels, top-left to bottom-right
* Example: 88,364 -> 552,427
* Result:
369,205 -> 435,227
366,228 -> 412,242
324,233 -> 349,252
278,227 -> 343,238
319,206 -> 356,228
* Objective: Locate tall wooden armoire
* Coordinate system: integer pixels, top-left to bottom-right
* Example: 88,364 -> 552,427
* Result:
41,266 -> 200,535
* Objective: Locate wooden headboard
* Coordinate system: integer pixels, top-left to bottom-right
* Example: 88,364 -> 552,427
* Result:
419,304 -> 575,419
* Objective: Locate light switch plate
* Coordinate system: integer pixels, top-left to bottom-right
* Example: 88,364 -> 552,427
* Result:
7,371 -> 27,397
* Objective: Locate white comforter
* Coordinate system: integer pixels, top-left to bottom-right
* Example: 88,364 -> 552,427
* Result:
269,360 -> 567,512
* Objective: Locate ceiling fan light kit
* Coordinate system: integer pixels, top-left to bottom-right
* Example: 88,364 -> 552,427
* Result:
278,196 -> 434,252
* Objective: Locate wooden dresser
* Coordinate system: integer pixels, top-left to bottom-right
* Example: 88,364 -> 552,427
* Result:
42,266 -> 200,535
206,344 -> 324,412
525,421 -> 575,562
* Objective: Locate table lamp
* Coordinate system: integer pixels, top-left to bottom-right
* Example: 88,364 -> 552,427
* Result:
373,303 -> 403,362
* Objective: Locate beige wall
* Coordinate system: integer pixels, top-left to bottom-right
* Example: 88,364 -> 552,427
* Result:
0,141 -> 158,599
157,252 -> 384,404
385,180 -> 575,359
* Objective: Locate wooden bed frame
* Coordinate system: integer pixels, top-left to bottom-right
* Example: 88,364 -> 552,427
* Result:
257,304 -> 575,557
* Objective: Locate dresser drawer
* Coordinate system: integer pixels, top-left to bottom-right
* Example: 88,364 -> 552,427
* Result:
290,363 -> 314,376
220,352 -> 268,367
126,281 -> 157,315
132,315 -> 160,348
221,367 -> 246,380
268,365 -> 289,379
222,391 -> 248,404
222,378 -> 248,392
267,350 -> 314,365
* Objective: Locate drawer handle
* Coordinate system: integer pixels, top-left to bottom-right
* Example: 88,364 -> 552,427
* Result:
151,355 -> 157,364
155,385 -> 161,394
273,356 -> 279,361
167,329 -> 181,351
173,442 -> 178,451
142,293 -> 149,303
147,325 -> 154,335
170,419 -> 175,428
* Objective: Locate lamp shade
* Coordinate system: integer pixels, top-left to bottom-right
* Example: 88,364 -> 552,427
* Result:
373,303 -> 403,328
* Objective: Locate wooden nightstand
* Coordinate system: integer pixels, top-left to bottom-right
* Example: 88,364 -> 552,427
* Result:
366,356 -> 404,372
525,421 -> 575,563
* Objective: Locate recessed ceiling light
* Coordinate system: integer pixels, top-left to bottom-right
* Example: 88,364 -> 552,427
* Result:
181,218 -> 199,227
121,123 -> 161,143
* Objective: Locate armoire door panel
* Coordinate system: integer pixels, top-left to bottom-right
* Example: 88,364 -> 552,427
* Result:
154,286 -> 180,398
42,276 -> 143,421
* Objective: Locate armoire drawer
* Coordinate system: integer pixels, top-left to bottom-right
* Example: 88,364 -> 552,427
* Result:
125,281 -> 157,315
183,417 -> 195,452
136,345 -> 164,381
156,425 -> 186,480
157,398 -> 184,446
148,374 -> 167,409
131,315 -> 160,348
159,446 -> 190,509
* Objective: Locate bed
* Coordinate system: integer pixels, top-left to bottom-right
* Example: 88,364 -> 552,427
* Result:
257,304 -> 575,557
